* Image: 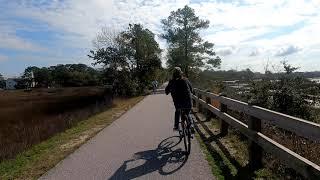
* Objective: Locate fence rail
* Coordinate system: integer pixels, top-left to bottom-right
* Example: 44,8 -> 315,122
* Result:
192,88 -> 320,179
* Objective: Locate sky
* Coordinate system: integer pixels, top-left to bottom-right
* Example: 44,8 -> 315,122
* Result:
0,0 -> 320,77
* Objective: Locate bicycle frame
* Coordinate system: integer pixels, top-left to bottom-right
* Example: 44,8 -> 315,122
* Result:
178,109 -> 192,155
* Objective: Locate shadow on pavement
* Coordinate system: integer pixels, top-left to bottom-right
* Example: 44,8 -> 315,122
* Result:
150,89 -> 165,95
109,136 -> 188,180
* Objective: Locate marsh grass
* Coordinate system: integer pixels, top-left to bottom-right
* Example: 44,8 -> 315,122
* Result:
0,96 -> 143,180
0,87 -> 113,161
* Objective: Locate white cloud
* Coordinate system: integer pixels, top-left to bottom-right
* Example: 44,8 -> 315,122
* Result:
0,20 -> 44,51
204,27 -> 271,46
249,49 -> 260,57
275,45 -> 302,57
0,54 -> 9,62
6,0 -> 190,47
192,0 -> 316,29
0,0 -> 319,72
0,33 -> 44,51
217,46 -> 236,56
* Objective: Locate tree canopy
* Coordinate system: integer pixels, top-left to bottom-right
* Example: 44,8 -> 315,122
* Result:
22,64 -> 101,88
161,5 -> 221,76
0,73 -> 5,89
89,24 -> 163,96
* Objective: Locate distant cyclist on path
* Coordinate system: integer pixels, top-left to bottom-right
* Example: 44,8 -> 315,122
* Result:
152,80 -> 158,94
165,67 -> 194,131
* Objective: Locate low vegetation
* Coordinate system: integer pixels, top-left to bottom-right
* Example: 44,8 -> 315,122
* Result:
191,62 -> 320,179
247,62 -> 319,120
0,87 -> 112,161
0,96 -> 143,180
194,113 -> 305,179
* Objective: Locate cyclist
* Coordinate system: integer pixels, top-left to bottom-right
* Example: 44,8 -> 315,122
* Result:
152,80 -> 158,94
165,67 -> 195,132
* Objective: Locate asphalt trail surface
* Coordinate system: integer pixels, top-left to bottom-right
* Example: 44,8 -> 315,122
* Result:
40,94 -> 214,180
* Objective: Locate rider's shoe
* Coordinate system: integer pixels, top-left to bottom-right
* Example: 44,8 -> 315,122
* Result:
173,126 -> 179,131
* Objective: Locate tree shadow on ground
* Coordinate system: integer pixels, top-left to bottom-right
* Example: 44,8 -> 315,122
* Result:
109,136 -> 188,180
192,112 -> 256,180
150,89 -> 165,95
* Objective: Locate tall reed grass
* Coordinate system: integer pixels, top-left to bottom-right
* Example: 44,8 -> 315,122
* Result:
0,87 -> 113,161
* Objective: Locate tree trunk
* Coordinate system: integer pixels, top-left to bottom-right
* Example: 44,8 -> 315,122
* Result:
184,66 -> 189,78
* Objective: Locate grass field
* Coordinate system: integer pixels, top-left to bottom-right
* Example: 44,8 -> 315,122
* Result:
0,87 -> 113,161
0,96 -> 144,180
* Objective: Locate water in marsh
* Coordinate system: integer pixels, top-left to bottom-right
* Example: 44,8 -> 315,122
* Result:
308,77 -> 320,83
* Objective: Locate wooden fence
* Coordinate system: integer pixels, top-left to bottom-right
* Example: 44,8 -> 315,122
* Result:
192,88 -> 320,179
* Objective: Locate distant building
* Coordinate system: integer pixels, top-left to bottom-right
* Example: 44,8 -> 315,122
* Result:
30,71 -> 36,88
5,78 -> 18,90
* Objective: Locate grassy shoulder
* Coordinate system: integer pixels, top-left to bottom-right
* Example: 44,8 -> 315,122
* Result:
195,133 -> 225,180
0,96 -> 144,180
194,113 -> 277,180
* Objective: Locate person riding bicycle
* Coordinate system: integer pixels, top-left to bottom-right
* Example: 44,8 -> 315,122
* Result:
152,80 -> 158,94
165,67 -> 195,132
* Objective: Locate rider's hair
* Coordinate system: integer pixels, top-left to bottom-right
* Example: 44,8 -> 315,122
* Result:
172,67 -> 183,79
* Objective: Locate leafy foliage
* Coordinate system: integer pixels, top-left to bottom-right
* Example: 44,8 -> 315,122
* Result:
192,62 -> 319,120
22,64 -> 101,88
89,24 -> 162,96
161,5 -> 221,76
248,62 -> 313,120
0,73 -> 5,89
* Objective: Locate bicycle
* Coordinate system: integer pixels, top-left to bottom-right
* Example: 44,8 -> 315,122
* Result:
177,109 -> 193,155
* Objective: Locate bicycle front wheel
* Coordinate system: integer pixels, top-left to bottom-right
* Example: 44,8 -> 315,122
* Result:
186,128 -> 191,155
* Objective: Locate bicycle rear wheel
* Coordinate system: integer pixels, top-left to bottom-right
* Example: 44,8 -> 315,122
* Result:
185,126 -> 191,155
181,120 -> 191,155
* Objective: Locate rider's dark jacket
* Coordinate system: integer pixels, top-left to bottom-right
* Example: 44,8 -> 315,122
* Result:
165,78 -> 193,109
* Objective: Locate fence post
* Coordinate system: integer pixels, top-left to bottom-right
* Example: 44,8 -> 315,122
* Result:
192,89 -> 196,108
192,96 -> 196,108
205,96 -> 212,121
198,93 -> 203,113
248,115 -> 263,170
220,102 -> 229,136
195,91 -> 201,112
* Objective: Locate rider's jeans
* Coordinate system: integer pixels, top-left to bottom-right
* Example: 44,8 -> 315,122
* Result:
174,109 -> 193,128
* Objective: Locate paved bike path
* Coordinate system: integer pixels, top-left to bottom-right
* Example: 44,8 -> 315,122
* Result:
40,94 -> 214,180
